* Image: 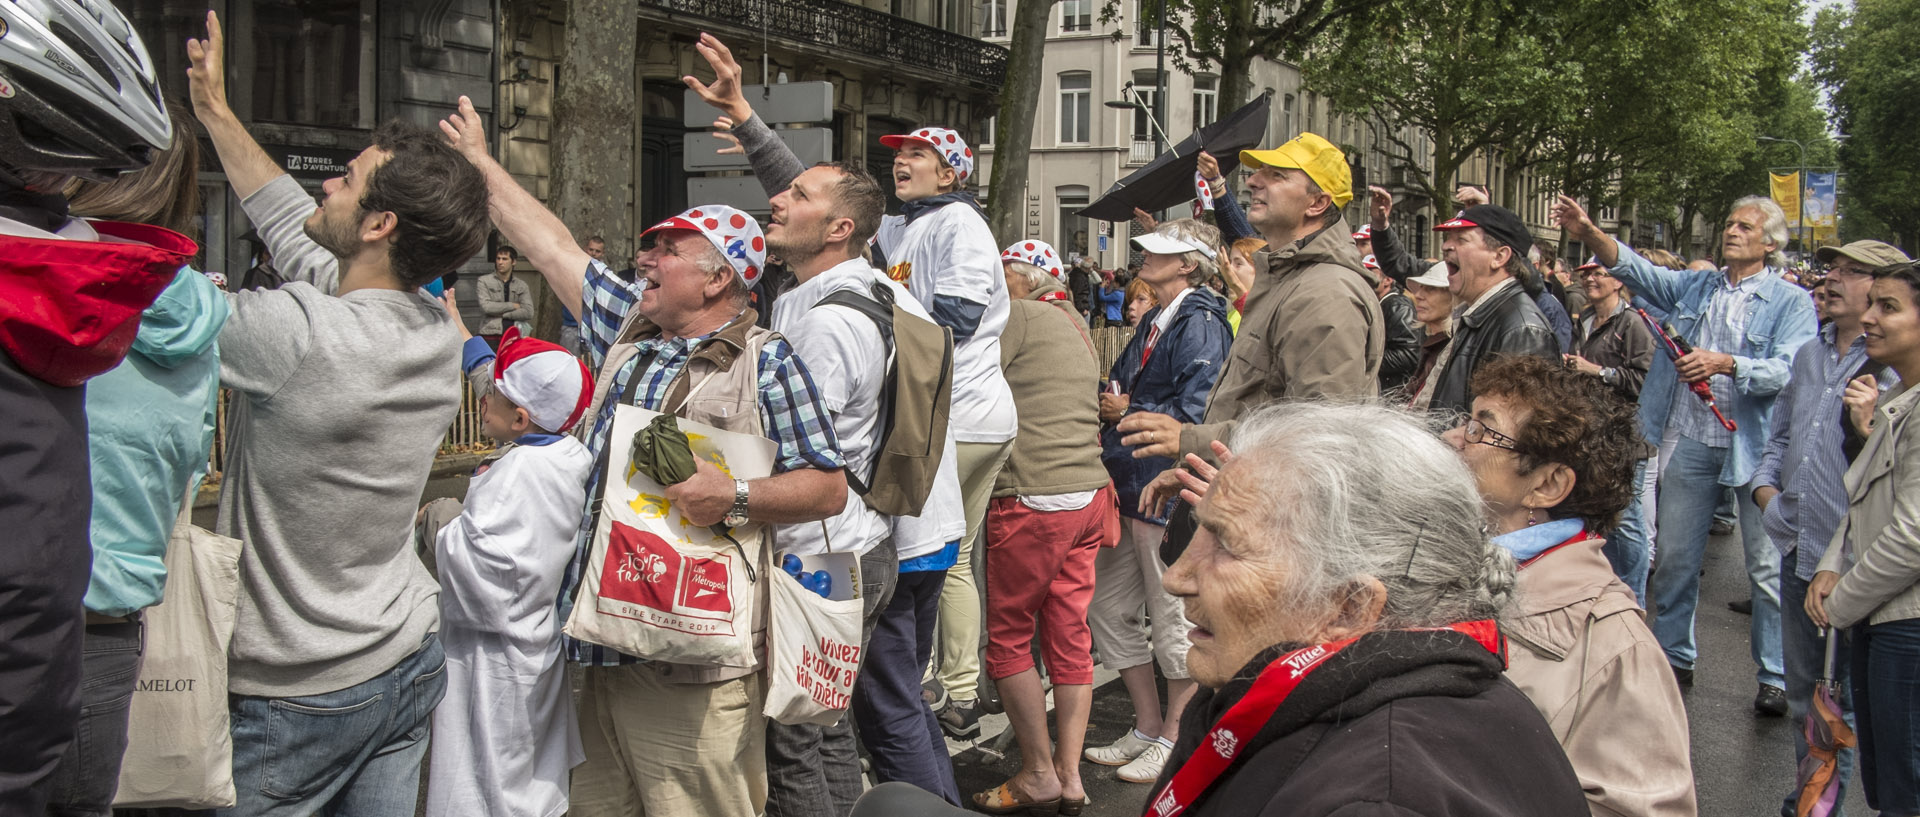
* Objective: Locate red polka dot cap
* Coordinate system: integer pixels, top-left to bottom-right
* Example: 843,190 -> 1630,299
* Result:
1000,239 -> 1064,279
879,127 -> 975,185
642,205 -> 768,289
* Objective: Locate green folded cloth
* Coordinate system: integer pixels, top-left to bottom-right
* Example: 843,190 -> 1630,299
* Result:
629,413 -> 697,486
627,414 -> 755,579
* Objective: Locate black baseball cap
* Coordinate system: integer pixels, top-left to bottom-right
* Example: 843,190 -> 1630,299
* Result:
1435,204 -> 1534,258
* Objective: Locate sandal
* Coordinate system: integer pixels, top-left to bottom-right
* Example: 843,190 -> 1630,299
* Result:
970,783 -> 1062,816
1059,795 -> 1091,816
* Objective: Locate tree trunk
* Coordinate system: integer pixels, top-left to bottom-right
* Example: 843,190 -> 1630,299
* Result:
986,0 -> 1055,244
1217,0 -> 1258,113
542,0 -> 637,341
1428,125 -> 1462,217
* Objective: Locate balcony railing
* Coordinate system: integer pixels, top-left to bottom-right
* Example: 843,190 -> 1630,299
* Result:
1129,138 -> 1156,165
641,0 -> 1009,90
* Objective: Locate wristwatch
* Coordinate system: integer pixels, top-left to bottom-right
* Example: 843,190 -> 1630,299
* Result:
723,478 -> 751,528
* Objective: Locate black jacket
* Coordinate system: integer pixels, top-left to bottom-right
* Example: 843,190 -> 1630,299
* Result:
1428,281 -> 1561,416
1153,629 -> 1588,817
1573,302 -> 1654,401
1379,290 -> 1423,393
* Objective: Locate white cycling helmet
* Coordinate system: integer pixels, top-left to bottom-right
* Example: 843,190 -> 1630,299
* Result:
0,0 -> 171,183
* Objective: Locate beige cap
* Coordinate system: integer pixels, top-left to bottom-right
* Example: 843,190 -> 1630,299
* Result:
1815,240 -> 1911,269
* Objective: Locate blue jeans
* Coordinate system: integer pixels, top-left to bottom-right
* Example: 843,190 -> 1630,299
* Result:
1853,618 -> 1920,815
44,619 -> 144,817
218,633 -> 446,817
1648,436 -> 1785,687
1604,458 -> 1654,603
852,569 -> 960,806
1780,566 -> 1853,817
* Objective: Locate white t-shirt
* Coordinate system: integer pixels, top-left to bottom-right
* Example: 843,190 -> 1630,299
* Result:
1150,286 -> 1194,341
875,203 -> 1017,443
768,258 -> 897,557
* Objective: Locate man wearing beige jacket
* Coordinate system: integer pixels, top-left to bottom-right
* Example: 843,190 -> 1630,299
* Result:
1117,132 -> 1383,486
1809,261 -> 1920,817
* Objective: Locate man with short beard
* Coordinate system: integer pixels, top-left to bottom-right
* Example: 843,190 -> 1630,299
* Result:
187,15 -> 493,813
758,161 -> 967,813
685,34 -> 1008,738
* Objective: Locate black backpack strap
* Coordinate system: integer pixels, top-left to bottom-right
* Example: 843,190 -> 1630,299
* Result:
814,283 -> 898,496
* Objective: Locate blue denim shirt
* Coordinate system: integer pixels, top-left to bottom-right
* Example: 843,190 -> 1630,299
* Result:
1605,241 -> 1817,487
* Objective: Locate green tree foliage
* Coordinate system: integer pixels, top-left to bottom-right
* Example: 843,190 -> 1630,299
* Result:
1300,0 -> 1561,214
1097,0 -> 1401,113
1812,0 -> 1920,247
1300,0 -> 1800,234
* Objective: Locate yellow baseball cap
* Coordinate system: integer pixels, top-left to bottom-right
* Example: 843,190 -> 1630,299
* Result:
1240,132 -> 1353,207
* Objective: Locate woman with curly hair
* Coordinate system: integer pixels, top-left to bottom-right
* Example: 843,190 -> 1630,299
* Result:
1444,355 -> 1696,817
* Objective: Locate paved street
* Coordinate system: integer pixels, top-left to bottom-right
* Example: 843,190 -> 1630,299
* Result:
945,527 -> 1870,817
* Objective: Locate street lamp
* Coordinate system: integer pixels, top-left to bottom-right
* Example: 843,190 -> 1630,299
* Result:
1104,81 -> 1177,157
1758,135 -> 1807,253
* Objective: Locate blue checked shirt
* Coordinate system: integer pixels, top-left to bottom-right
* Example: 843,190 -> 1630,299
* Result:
1667,270 -> 1767,448
560,260 -> 845,666
1754,325 -> 1898,579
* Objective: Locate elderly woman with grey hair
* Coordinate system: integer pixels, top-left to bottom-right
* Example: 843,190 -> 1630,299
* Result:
846,402 -> 1587,817
1146,402 -> 1586,817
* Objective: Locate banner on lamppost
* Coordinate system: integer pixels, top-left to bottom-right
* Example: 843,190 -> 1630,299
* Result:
1770,171 -> 1802,230
1806,171 -> 1838,244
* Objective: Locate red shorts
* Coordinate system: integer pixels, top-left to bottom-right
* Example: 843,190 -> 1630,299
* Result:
982,485 -> 1114,685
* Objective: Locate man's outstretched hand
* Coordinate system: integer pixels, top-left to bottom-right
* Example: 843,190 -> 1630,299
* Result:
710,116 -> 746,155
684,33 -> 753,124
184,11 -> 229,121
1368,185 -> 1393,231
439,96 -> 492,165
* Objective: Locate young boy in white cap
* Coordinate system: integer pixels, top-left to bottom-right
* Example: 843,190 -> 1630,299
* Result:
427,328 -> 596,817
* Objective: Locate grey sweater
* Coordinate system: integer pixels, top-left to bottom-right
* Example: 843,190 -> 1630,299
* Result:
217,174 -> 457,697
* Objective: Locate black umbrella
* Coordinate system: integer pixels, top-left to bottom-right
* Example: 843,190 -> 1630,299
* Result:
1076,92 -> 1273,223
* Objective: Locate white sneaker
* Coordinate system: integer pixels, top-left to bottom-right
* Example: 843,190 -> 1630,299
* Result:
1083,729 -> 1156,766
1117,740 -> 1172,783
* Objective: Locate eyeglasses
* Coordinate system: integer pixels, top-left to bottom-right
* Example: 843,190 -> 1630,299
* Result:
1459,417 -> 1519,451
1824,265 -> 1873,281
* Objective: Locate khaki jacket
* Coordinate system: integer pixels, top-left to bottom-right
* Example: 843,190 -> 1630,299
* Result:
1505,537 -> 1697,817
1179,215 -> 1382,459
1817,382 -> 1920,627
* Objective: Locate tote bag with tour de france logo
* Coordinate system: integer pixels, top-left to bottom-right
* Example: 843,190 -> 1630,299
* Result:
565,406 -> 775,668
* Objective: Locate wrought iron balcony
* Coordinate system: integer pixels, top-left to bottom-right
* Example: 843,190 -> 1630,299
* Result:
640,0 -> 1009,91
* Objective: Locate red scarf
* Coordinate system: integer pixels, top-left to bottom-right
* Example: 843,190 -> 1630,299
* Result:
1144,620 -> 1504,817
0,221 -> 196,386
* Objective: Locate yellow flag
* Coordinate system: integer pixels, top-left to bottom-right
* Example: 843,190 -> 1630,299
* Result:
1770,172 -> 1802,230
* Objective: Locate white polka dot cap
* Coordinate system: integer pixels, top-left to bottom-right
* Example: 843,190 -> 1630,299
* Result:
643,205 -> 767,289
1000,240 -> 1064,279
879,127 -> 975,185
